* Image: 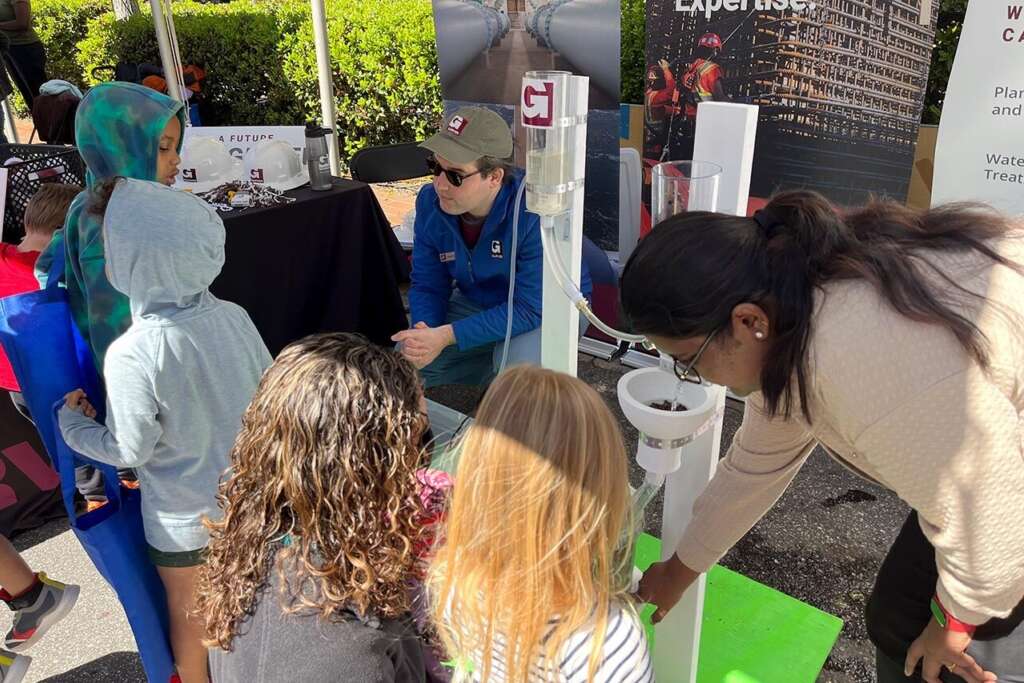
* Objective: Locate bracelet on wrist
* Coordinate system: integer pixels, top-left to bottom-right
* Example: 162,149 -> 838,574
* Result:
930,595 -> 977,635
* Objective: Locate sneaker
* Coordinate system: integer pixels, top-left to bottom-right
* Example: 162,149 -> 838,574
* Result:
0,650 -> 30,682
2,573 -> 80,652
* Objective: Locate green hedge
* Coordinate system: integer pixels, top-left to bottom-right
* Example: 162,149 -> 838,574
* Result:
74,0 -> 440,160
620,0 -> 645,104
923,0 -> 967,124
6,0 -> 109,115
35,0 -> 109,89
278,0 -> 442,158
77,1 -> 308,127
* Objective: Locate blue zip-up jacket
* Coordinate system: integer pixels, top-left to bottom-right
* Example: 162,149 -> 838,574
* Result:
409,172 -> 591,351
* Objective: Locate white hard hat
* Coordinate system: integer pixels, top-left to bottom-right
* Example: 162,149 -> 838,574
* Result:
243,140 -> 308,192
177,137 -> 243,193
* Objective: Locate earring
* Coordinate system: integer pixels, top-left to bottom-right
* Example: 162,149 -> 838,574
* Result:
755,331 -> 765,340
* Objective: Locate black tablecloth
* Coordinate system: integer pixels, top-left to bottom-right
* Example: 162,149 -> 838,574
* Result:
210,179 -> 410,356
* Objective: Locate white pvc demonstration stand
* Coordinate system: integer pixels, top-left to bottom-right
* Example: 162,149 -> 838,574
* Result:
521,71 -> 589,374
651,101 -> 757,683
525,83 -> 757,681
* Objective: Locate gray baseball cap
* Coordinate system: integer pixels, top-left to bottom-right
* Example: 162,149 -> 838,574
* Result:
420,107 -> 513,165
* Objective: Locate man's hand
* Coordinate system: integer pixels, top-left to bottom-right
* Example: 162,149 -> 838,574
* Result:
64,389 -> 97,419
905,619 -> 996,683
392,322 -> 455,369
636,553 -> 700,624
658,59 -> 671,70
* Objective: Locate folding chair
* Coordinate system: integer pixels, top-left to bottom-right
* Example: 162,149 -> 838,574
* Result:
349,141 -> 431,183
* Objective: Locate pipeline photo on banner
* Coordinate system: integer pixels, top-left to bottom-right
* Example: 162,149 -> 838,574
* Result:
431,0 -> 621,249
644,0 -> 936,214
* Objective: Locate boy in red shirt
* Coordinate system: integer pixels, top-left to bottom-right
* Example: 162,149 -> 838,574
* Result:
0,183 -> 81,419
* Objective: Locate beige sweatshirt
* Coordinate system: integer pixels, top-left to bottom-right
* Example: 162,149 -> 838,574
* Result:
676,240 -> 1024,625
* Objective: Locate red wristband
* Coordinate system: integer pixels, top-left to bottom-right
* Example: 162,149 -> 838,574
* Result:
931,595 -> 977,635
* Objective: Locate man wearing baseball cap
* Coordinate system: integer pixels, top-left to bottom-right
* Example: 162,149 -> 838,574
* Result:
392,106 -> 591,387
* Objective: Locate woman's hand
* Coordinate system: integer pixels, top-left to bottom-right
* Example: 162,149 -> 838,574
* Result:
64,389 -> 97,419
636,553 -> 700,623
904,619 -> 996,683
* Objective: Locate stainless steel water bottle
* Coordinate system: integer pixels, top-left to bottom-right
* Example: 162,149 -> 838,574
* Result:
305,123 -> 334,191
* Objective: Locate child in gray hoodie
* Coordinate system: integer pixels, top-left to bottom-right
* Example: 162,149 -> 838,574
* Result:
59,178 -> 272,683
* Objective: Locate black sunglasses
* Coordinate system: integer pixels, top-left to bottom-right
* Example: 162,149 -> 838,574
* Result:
426,157 -> 482,188
672,329 -> 718,385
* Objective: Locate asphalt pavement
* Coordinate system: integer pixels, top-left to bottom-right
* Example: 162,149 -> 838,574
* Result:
9,519 -> 145,682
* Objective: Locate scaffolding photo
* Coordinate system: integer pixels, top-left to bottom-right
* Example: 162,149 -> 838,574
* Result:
645,0 -> 936,205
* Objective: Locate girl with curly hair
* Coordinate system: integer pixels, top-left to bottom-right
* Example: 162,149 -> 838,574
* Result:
427,366 -> 652,682
196,333 -> 430,683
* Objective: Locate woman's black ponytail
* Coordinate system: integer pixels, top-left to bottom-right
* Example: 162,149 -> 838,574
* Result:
752,193 -> 855,420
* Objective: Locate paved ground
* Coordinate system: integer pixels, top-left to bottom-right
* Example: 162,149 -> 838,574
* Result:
9,520 -> 145,682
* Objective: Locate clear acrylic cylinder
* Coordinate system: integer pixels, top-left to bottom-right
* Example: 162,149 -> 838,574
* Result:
522,70 -> 580,216
651,160 -> 723,227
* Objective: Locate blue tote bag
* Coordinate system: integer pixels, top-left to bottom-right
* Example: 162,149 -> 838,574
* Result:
0,248 -> 177,683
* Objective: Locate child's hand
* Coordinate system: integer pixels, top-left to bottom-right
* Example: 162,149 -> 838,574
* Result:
64,389 -> 97,418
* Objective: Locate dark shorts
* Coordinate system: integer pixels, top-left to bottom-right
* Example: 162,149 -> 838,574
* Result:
147,545 -> 206,568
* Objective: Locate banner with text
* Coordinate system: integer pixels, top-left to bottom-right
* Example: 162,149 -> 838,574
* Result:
183,126 -> 306,160
644,0 -> 936,218
931,1 -> 1024,214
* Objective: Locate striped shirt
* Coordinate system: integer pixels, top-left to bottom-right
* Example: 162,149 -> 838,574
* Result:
460,601 -> 654,682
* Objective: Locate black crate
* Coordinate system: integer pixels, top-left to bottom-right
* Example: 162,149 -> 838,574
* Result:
0,144 -> 86,244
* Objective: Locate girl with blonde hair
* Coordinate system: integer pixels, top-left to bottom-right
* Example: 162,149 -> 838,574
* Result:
428,365 -> 653,682
195,333 -> 430,682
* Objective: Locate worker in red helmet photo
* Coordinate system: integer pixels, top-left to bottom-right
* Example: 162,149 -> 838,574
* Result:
658,31 -> 730,161
644,58 -> 678,160
680,32 -> 729,122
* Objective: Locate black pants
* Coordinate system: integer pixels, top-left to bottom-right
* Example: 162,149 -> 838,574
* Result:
3,40 -> 47,109
868,513 -> 1024,682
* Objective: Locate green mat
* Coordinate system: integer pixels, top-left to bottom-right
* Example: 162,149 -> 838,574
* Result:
634,533 -> 843,683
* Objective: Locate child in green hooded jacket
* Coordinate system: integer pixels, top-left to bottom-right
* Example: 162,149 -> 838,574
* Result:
38,81 -> 185,368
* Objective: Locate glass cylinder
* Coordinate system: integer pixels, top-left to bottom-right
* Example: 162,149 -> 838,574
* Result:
651,160 -> 723,227
522,70 -> 576,216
